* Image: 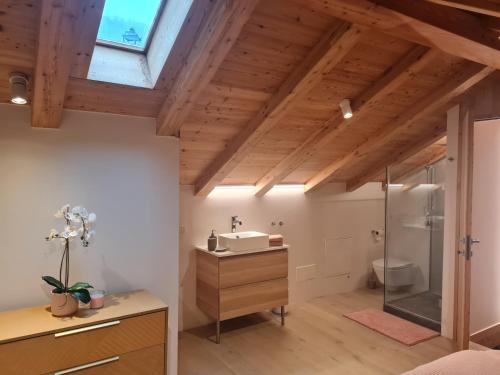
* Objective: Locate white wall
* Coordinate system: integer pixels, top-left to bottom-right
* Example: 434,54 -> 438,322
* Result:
471,119 -> 500,333
180,183 -> 385,330
0,105 -> 179,375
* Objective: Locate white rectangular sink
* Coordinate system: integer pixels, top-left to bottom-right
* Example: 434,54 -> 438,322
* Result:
218,231 -> 269,252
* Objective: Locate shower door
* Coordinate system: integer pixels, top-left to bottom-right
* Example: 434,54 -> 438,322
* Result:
384,158 -> 446,332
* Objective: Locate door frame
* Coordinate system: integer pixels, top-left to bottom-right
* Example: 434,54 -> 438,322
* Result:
454,101 -> 474,350
454,76 -> 500,349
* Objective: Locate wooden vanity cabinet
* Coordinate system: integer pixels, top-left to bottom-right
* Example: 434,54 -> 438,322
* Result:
196,247 -> 288,343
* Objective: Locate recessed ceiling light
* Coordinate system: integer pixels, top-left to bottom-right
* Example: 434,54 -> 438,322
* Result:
339,98 -> 353,119
9,73 -> 29,105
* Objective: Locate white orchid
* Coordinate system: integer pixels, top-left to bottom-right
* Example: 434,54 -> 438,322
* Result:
47,229 -> 59,241
54,204 -> 70,219
71,206 -> 89,220
85,230 -> 96,242
44,205 -> 96,300
47,205 -> 96,247
60,225 -> 80,239
88,213 -> 97,224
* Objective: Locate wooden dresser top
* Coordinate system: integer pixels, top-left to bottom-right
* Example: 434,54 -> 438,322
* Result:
0,290 -> 167,344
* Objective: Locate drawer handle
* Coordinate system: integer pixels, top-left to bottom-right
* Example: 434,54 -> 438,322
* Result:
54,356 -> 119,374
54,320 -> 120,338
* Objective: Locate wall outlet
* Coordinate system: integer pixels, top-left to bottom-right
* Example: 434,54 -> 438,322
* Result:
296,264 -> 317,282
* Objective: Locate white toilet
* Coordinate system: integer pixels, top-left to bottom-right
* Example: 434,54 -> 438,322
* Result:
372,258 -> 416,290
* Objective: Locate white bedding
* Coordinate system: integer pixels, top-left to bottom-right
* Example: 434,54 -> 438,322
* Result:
402,350 -> 500,375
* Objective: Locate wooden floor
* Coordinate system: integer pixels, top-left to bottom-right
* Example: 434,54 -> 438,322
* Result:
179,289 -> 456,375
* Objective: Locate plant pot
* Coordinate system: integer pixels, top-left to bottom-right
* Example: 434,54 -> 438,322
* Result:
51,292 -> 79,317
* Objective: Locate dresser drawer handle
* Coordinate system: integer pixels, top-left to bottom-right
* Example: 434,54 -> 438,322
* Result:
54,356 -> 119,374
54,320 -> 120,338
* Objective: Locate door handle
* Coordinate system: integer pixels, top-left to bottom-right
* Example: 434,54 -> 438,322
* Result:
458,235 -> 480,260
54,320 -> 120,338
54,356 -> 119,374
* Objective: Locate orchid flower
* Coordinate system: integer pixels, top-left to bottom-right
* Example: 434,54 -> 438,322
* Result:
47,229 -> 59,241
43,205 -> 97,299
54,204 -> 70,219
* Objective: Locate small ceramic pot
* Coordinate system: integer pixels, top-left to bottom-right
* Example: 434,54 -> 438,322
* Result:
51,292 -> 79,317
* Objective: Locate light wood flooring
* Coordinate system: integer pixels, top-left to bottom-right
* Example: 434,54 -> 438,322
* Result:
179,288 -> 456,375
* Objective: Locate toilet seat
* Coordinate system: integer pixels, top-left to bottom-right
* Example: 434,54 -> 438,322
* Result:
373,258 -> 413,270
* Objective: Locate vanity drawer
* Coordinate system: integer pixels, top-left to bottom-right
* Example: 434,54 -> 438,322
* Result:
45,344 -> 165,375
0,311 -> 166,375
219,249 -> 288,288
220,278 -> 288,320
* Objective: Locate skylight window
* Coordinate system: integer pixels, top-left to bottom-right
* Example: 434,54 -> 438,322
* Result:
96,0 -> 165,52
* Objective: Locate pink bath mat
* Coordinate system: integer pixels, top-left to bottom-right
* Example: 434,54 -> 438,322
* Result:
344,308 -> 439,346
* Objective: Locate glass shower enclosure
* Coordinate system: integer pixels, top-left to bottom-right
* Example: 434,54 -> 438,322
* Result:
384,158 -> 446,332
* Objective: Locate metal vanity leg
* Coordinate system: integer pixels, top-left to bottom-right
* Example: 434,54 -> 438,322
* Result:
216,320 -> 221,344
281,306 -> 285,326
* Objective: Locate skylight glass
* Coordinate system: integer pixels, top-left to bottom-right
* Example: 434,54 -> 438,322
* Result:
97,0 -> 164,51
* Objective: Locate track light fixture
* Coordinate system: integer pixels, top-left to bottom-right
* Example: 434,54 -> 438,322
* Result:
9,72 -> 29,105
339,98 -> 353,119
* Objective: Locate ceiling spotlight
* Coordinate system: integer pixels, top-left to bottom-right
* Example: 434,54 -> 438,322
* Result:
339,98 -> 353,119
9,72 -> 29,105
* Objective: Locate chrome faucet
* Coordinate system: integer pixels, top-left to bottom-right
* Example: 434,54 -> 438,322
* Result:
231,216 -> 243,233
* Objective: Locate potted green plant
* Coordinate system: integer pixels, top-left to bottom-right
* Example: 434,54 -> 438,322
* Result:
43,204 -> 96,317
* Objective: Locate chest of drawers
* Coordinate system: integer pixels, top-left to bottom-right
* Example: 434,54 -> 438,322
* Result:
0,290 -> 168,374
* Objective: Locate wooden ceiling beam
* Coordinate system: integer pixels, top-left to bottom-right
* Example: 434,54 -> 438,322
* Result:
156,0 -> 259,137
305,64 -> 495,192
194,22 -> 365,196
308,0 -> 500,69
254,45 -> 437,196
70,0 -> 105,79
64,78 -> 165,118
347,131 -> 447,192
32,0 -> 87,128
427,0 -> 500,18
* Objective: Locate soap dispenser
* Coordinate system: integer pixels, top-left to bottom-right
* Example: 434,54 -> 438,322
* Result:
208,230 -> 217,251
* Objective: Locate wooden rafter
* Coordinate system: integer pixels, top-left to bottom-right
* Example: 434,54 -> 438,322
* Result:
390,140 -> 447,183
427,0 -> 500,18
156,0 -> 259,137
305,64 -> 495,192
308,0 -> 500,69
32,0 -> 87,128
194,22 -> 365,196
347,130 -> 447,192
70,0 -> 105,79
254,46 -> 438,196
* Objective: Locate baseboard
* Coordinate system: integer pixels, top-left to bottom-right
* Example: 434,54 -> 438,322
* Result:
471,322 -> 500,348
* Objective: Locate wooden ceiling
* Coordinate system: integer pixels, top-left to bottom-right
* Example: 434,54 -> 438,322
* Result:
1,0 -> 499,195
